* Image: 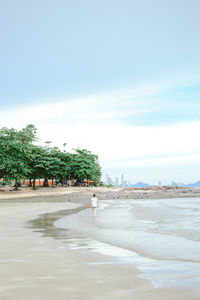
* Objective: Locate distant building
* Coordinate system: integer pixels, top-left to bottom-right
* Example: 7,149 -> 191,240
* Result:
105,173 -> 112,185
105,173 -> 110,185
121,174 -> 124,186
105,173 -> 131,187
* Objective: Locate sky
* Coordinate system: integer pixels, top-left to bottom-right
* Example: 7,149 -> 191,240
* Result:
0,0 -> 200,185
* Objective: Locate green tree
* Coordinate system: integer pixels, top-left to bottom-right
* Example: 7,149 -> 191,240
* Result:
0,125 -> 101,189
49,148 -> 72,185
18,124 -> 37,144
44,150 -> 63,187
26,145 -> 47,189
71,149 -> 101,184
0,127 -> 33,189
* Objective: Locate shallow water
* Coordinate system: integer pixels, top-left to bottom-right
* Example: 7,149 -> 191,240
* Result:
54,198 -> 200,290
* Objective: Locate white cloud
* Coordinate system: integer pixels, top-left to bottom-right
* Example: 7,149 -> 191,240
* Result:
1,82 -> 200,184
0,81 -> 168,128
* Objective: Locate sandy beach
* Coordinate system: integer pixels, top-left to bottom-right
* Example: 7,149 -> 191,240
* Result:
1,186 -> 200,299
1,185 -> 200,201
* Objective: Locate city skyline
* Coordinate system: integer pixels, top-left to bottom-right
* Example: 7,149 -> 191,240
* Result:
105,173 -> 129,187
104,173 -> 200,188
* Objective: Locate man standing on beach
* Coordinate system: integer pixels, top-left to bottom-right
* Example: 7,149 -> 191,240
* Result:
91,194 -> 98,217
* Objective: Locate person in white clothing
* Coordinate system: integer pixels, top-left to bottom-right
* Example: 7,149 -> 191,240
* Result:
91,194 -> 98,216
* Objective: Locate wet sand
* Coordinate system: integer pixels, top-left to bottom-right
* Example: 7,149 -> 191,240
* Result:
0,190 -> 200,299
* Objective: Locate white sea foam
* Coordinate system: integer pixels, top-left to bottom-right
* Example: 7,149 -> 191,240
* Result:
54,198 -> 200,290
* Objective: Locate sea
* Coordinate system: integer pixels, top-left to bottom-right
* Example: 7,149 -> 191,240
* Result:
54,197 -> 200,291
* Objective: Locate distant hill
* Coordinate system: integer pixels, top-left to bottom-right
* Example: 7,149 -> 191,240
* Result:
131,182 -> 151,188
171,180 -> 200,188
171,181 -> 186,187
132,180 -> 200,188
186,180 -> 200,188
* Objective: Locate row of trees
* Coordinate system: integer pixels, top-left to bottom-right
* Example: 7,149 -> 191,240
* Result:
0,125 -> 101,189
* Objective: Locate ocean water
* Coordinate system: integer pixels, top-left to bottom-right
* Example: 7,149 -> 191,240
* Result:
54,198 -> 200,290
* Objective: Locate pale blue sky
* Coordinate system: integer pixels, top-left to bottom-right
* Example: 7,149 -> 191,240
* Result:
0,0 -> 200,184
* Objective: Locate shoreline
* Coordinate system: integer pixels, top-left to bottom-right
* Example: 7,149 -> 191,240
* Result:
1,191 -> 200,299
0,196 -> 152,300
54,198 -> 200,291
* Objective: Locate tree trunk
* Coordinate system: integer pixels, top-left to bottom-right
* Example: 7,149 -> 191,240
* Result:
14,181 -> 19,190
32,179 -> 36,190
29,179 -> 32,187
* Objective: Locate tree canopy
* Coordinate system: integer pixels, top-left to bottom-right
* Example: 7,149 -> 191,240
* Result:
0,125 -> 101,189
